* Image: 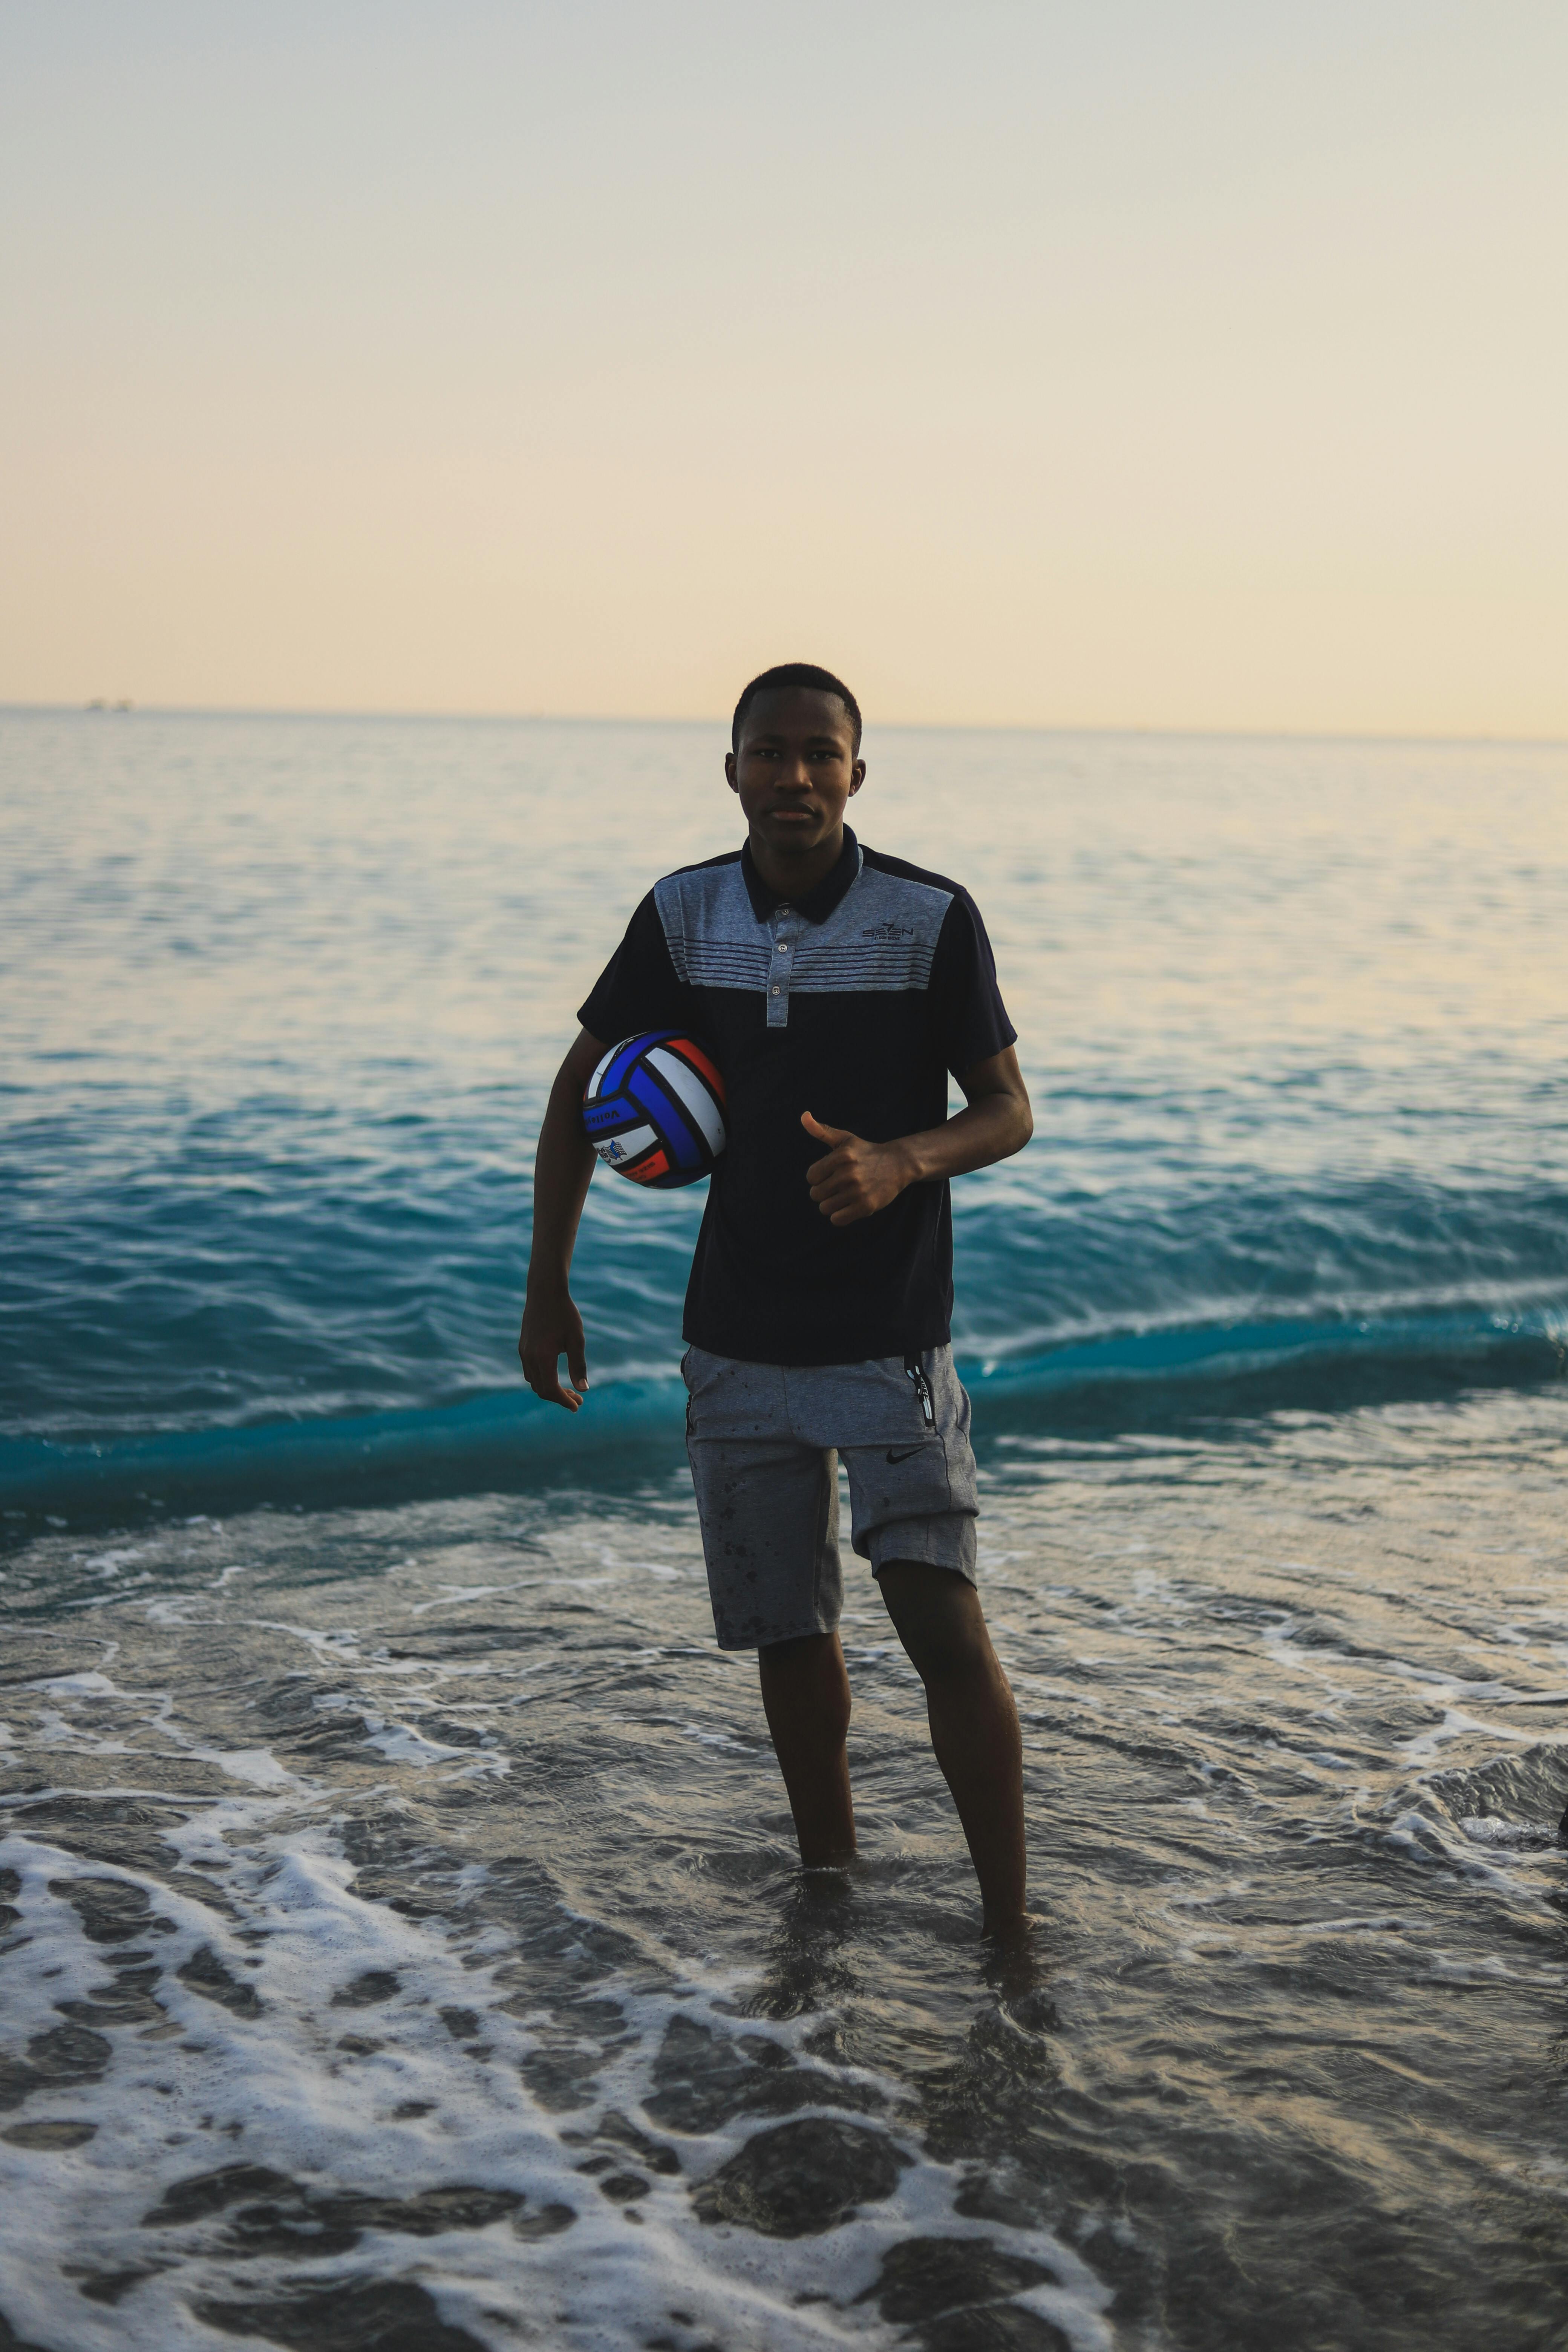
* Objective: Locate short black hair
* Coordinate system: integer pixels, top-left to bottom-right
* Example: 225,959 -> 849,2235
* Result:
731,662 -> 862,755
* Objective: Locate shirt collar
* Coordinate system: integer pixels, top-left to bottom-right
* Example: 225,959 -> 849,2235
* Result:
740,826 -> 863,925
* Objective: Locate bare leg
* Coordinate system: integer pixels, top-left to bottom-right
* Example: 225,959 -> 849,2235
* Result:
756,1630 -> 856,1867
876,1562 -> 1027,1935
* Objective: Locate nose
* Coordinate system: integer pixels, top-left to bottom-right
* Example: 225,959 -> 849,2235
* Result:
779,753 -> 814,792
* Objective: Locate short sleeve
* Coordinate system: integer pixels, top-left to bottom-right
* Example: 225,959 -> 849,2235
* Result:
577,891 -> 685,1044
927,890 -> 1017,1077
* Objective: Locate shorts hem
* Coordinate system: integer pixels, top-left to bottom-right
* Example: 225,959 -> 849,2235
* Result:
866,1519 -> 978,1583
713,1614 -> 840,1655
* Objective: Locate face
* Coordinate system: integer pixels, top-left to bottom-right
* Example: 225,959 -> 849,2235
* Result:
724,688 -> 865,858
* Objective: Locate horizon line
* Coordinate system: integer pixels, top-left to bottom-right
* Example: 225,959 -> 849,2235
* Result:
1,699 -> 1564,752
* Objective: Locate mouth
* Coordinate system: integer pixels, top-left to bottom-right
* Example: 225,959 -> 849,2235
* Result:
765,807 -> 818,825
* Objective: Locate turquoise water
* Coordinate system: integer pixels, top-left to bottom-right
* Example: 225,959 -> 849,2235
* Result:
3,712 -> 1563,1506
3,710 -> 1567,2351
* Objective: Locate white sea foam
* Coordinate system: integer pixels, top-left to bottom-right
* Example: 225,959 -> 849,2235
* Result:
1458,1815 -> 1558,1850
195,1746 -> 299,1788
0,1796 -> 1110,2352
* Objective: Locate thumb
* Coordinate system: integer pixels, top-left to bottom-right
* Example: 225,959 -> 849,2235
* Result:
801,1110 -> 853,1144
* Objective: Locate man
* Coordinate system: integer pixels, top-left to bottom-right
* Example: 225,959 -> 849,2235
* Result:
519,663 -> 1034,1935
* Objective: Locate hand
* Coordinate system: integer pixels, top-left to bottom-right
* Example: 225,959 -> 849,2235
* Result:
518,1286 -> 589,1411
801,1111 -> 913,1227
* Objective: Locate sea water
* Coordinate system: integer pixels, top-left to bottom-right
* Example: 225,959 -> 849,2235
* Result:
2,710 -> 1566,2351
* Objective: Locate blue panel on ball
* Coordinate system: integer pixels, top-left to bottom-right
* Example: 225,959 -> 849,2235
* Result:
583,1096 -> 637,1135
604,1029 -> 678,1096
628,1066 -> 702,1168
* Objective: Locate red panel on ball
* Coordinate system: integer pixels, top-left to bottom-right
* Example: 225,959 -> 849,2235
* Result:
667,1036 -> 726,1104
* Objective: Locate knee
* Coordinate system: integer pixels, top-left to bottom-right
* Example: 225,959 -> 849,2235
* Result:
903,1624 -> 993,1691
878,1565 -> 995,1689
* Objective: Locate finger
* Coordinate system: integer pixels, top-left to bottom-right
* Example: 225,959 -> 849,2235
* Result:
827,1200 -> 872,1227
524,1355 -> 583,1412
567,1339 -> 590,1392
532,1381 -> 580,1412
801,1110 -> 854,1145
809,1165 -> 864,1199
536,1379 -> 581,1412
814,1182 -> 868,1217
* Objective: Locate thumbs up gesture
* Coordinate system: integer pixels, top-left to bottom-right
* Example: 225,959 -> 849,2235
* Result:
801,1111 -> 915,1227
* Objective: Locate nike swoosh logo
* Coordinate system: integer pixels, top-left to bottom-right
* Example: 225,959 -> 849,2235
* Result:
886,1443 -> 929,1464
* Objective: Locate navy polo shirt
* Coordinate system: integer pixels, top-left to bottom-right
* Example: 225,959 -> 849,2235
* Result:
577,827 -> 1016,1367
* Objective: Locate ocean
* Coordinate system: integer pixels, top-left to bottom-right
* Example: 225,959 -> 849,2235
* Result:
2,708 -> 1566,2351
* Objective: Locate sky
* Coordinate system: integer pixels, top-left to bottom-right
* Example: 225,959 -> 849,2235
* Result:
2,2 -> 1564,734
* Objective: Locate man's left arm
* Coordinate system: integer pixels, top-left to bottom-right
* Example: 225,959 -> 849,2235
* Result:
802,1048 -> 1033,1228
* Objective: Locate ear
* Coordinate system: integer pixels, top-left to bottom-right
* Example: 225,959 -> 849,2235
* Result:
848,759 -> 866,796
724,750 -> 740,794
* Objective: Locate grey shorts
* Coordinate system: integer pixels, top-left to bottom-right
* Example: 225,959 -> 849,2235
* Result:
681,1344 -> 980,1651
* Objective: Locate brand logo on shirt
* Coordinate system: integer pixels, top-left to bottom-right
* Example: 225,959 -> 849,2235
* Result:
860,923 -> 915,942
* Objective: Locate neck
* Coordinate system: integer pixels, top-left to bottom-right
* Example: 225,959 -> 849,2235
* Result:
747,821 -> 846,904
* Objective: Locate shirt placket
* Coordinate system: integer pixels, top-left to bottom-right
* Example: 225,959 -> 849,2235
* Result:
766,910 -> 800,1027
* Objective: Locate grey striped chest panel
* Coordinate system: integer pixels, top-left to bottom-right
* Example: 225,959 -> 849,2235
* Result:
654,857 -> 953,1027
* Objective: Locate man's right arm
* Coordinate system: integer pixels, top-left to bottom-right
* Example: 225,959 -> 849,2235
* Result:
518,1027 -> 608,1411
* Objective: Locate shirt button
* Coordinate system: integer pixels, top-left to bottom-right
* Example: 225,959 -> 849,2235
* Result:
770,985 -> 780,996
776,942 -> 789,954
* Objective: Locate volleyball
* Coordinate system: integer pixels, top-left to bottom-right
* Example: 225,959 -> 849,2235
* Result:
582,1031 -> 727,1189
